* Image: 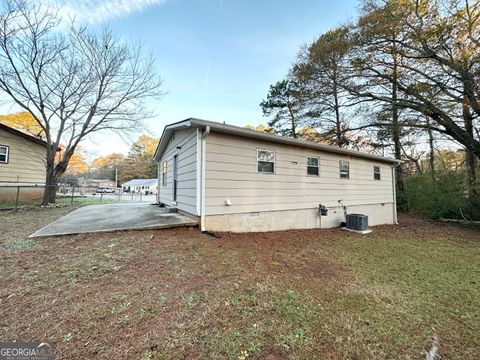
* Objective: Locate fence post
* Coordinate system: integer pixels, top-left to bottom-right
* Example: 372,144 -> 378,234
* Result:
140,191 -> 142,202
71,186 -> 75,206
100,191 -> 103,202
14,186 -> 20,211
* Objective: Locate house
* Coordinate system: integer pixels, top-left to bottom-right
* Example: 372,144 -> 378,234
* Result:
154,118 -> 400,233
0,123 -> 47,201
121,178 -> 158,194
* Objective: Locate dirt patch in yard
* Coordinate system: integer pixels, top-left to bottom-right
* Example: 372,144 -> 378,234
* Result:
1,212 -> 479,359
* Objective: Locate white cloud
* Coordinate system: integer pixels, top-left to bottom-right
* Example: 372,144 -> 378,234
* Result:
55,0 -> 166,24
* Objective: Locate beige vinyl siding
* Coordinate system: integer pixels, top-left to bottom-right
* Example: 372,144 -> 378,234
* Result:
158,127 -> 198,215
205,131 -> 394,216
0,128 -> 46,185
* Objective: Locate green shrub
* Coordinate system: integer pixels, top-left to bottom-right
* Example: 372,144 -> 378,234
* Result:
404,172 -> 480,221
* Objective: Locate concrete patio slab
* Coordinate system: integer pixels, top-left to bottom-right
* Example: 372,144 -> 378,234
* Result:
30,203 -> 198,238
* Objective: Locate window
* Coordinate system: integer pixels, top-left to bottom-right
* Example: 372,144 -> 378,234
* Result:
162,161 -> 167,186
257,149 -> 275,173
307,157 -> 319,176
339,160 -> 349,179
0,145 -> 8,163
374,166 -> 381,180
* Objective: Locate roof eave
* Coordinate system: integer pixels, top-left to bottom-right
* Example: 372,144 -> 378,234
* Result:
154,117 -> 401,165
189,119 -> 400,164
154,119 -> 193,161
0,123 -> 48,147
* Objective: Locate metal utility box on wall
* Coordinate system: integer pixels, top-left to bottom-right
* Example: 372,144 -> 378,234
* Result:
318,204 -> 328,216
346,214 -> 368,231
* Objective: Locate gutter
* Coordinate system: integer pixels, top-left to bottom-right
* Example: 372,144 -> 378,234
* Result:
200,125 -> 210,231
189,118 -> 401,165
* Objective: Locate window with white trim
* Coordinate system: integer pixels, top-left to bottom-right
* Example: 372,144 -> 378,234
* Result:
339,160 -> 350,179
162,161 -> 167,186
257,149 -> 275,173
0,145 -> 8,163
307,156 -> 319,176
374,166 -> 381,180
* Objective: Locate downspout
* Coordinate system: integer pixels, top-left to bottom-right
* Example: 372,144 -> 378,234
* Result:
200,126 -> 210,231
392,165 -> 398,224
195,129 -> 202,216
157,160 -> 161,205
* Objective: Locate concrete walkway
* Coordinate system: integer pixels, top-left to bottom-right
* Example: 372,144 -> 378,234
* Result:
30,203 -> 198,238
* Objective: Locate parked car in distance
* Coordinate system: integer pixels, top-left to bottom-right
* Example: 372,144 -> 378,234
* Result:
96,187 -> 115,194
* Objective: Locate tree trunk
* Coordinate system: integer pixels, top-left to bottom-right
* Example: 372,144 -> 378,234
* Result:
466,149 -> 477,192
332,69 -> 342,147
463,100 -> 478,197
391,37 -> 404,194
42,146 -> 72,205
42,160 -> 57,205
287,105 -> 297,139
426,116 -> 435,182
290,115 -> 297,138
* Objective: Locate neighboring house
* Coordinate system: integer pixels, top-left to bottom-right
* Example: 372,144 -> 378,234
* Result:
0,123 -> 47,200
154,118 -> 401,233
122,178 -> 158,194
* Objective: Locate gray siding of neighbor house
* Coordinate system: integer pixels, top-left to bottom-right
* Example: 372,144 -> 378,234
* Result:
158,127 -> 198,215
204,131 -> 395,232
0,127 -> 46,185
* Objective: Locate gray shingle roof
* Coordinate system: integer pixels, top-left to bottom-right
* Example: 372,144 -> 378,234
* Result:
154,118 -> 401,164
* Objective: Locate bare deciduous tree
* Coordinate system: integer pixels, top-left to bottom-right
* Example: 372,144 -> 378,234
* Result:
0,0 -> 163,204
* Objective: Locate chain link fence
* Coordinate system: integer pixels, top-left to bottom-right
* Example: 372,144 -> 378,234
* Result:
0,185 -> 158,211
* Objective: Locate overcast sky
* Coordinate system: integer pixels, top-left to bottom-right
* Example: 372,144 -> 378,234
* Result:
1,0 -> 359,159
